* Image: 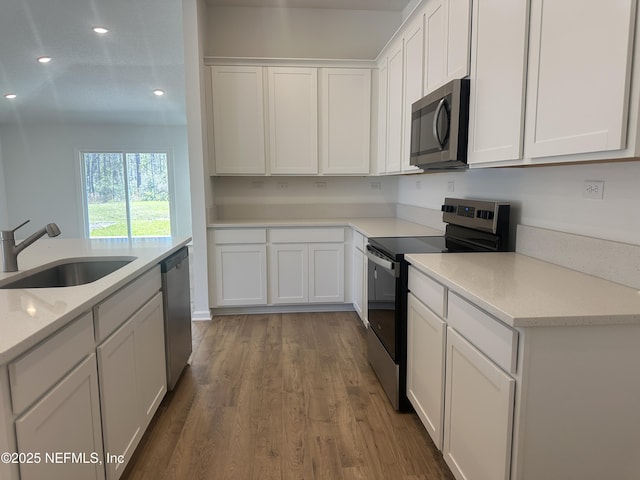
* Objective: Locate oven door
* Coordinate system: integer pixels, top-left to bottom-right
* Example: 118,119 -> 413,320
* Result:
366,246 -> 398,360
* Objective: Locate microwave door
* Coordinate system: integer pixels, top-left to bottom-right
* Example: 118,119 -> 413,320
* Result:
417,95 -> 451,156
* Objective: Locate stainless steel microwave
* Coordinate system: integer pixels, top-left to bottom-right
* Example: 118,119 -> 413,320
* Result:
409,78 -> 470,171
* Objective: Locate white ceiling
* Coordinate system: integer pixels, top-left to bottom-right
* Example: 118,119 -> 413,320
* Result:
0,0 -> 187,126
0,0 -> 411,126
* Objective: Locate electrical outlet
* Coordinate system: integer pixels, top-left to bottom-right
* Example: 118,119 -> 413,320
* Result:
276,182 -> 288,190
251,181 -> 264,190
447,181 -> 455,193
315,182 -> 327,190
415,181 -> 422,190
583,180 -> 604,200
369,182 -> 382,191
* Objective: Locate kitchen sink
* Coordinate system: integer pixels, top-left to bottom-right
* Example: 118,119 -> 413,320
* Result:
0,257 -> 136,289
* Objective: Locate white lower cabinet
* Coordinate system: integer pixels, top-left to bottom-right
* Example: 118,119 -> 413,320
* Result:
15,354 -> 104,480
406,292 -> 446,449
215,244 -> 268,306
443,328 -> 515,480
269,244 -> 308,304
269,241 -> 344,304
97,292 -> 166,480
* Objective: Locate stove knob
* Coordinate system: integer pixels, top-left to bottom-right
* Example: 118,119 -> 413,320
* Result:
441,204 -> 456,213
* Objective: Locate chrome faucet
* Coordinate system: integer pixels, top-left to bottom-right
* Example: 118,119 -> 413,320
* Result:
1,220 -> 61,272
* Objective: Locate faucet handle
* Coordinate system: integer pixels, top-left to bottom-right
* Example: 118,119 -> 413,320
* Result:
1,220 -> 30,239
10,220 -> 30,233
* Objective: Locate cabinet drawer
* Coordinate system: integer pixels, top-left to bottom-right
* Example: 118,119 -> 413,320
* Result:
270,228 -> 345,244
10,312 -> 94,414
215,228 -> 267,244
94,266 -> 161,343
408,267 -> 445,318
447,292 -> 518,374
353,230 -> 365,252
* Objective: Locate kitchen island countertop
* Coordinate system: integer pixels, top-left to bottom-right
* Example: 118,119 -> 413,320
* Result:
0,236 -> 191,364
406,252 -> 640,328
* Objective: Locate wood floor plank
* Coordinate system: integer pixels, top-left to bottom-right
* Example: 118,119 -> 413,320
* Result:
122,312 -> 454,480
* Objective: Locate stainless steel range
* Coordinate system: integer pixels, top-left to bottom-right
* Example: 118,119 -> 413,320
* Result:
366,198 -> 511,410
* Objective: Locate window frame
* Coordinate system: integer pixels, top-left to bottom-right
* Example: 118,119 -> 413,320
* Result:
78,149 -> 176,240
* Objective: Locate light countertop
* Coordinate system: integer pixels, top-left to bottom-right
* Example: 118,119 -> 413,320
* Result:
209,217 -> 444,238
0,236 -> 191,364
406,252 -> 640,328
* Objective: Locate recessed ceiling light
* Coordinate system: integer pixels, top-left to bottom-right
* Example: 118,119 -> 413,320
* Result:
93,26 -> 109,34
37,56 -> 52,64
153,89 -> 165,96
4,94 -> 17,99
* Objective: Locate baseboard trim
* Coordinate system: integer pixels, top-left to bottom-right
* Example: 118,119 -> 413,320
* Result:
210,303 -> 356,316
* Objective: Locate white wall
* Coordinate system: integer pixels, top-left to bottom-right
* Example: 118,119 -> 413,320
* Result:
0,123 -> 191,239
398,161 -> 640,246
205,6 -> 402,59
0,139 -> 7,228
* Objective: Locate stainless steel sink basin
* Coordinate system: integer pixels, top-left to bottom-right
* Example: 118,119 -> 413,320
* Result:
0,257 -> 136,289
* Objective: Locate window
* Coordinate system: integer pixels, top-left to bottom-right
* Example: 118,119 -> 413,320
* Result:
81,152 -> 172,238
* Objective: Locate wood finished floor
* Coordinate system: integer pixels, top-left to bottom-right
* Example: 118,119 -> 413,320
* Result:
122,312 -> 454,480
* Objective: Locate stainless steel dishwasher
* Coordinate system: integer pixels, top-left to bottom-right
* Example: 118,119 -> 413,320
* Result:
161,246 -> 192,390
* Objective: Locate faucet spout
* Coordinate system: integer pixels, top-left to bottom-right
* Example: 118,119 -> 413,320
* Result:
1,221 -> 61,272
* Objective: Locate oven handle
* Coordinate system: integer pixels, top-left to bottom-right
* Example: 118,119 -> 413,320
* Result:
366,245 -> 397,274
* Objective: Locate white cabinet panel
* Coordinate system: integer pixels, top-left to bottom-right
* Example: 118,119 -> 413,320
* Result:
214,245 -> 268,306
467,0 -> 529,164
376,59 -> 389,175
320,68 -> 371,174
269,244 -> 308,304
210,66 -> 266,174
424,0 -> 447,94
386,40 -> 404,174
524,0 -> 635,158
353,247 -> 365,320
268,67 -> 318,174
444,328 -> 515,480
97,318 -> 141,480
15,354 -> 104,480
309,244 -> 344,303
407,293 -> 446,449
446,0 -> 471,82
403,16 -> 425,173
134,293 -> 167,429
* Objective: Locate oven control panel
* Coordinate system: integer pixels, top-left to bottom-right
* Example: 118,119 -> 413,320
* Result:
441,198 -> 509,236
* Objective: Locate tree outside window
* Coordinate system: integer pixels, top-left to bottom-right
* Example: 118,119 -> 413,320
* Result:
82,152 -> 172,238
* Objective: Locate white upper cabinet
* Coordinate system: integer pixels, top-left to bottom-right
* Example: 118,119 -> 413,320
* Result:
268,67 -> 318,174
402,16 -> 425,173
319,68 -> 371,175
376,59 -> 389,175
524,0 -> 636,159
424,0 -> 472,95
467,0 -> 529,164
210,66 -> 266,175
424,0 -> 447,94
386,39 -> 405,174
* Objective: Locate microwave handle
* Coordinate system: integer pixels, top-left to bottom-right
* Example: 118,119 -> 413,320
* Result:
433,98 -> 449,148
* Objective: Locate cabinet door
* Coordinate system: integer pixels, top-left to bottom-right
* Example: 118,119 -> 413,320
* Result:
97,318 -> 141,480
445,0 -> 471,82
386,40 -> 404,174
134,292 -> 167,430
320,68 -> 371,175
268,67 -> 318,174
402,16 -> 425,173
269,244 -> 308,304
424,0 -> 447,94
353,247 -> 364,319
15,354 -> 104,480
215,245 -> 267,306
309,243 -> 344,303
210,66 -> 266,174
376,59 -> 389,174
406,293 -> 446,449
443,328 -> 515,480
524,0 -> 635,158
467,0 -> 529,164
